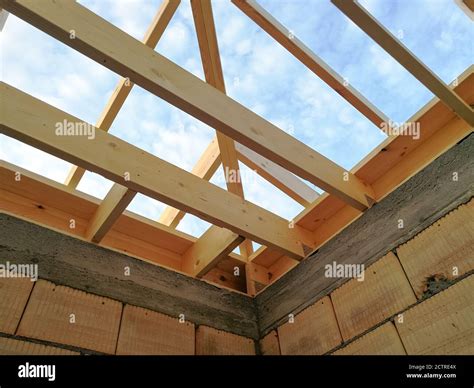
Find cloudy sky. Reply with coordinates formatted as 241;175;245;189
1;0;472;239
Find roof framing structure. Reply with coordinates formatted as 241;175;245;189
0;0;472;295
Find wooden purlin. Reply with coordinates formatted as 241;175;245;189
0;160;248;292
0;0;472;296
0;0;375;212
0;82;314;259
65;0;181;188
232;0;389;129
65;0;181;245
250;67;474;275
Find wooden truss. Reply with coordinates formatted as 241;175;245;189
1;0;472;294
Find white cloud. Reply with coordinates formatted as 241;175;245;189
1;0;470;239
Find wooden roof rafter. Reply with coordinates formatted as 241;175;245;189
331;0;474;127
0;81;317;259
233;0;474;272
232;0;390;130
189;0;253;262
0;0;471;297
0;0;375;211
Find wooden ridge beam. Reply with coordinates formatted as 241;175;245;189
0;0;375;211
65;0;181;188
190;0;253;258
85;184;137;242
0;82;314;259
182;226;244;277
232;0;389;129
331;0;474;127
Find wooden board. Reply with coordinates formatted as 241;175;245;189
0;278;33;334
195;326;255;355
0;336;79;355
397;199;474;298
182;226;244;277
331;252;416;341
333;322;406;355
0;0;376;212
259;330;280;355
332;0;474;126
0;161;245;291
396;275;474;355
253;70;473;271
17;280;122;354
1;82;313;259
232;0;388;128
255;133;474;335
116;305;194;355
277;296;342;355
66;0;181;187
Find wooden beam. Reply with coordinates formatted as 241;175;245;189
232;0;389;129
455;0;474;19
190;0;253;258
158;138;220;227
251;67;474;272
236;143;319;206
0;160;250;291
256;133;474;334
1;0;375;211
464;0;474;12
86;184;137;242
0;82;314;259
65;0;181;188
0;7;8;30
331;0;474;127
182;226;244;277
160;136;319;225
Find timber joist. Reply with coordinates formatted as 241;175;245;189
0;0;472;295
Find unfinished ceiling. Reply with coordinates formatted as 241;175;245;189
0;0;473;295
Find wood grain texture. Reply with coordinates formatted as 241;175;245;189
0;82;310;259
0;0;375;211
396;275;474;355
255;70;473;274
0;336;79;355
196;326;255;355
116;305;195;355
256;134;474;336
232;0;388;128
277;296;342;355
332;0;474;126
333;322;406;355
66;0;181;188
17;280;122;354
331;252;416;341
0;214;259;339
0;278;34;334
397;199;474;298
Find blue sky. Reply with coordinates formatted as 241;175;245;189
1;0;472;238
